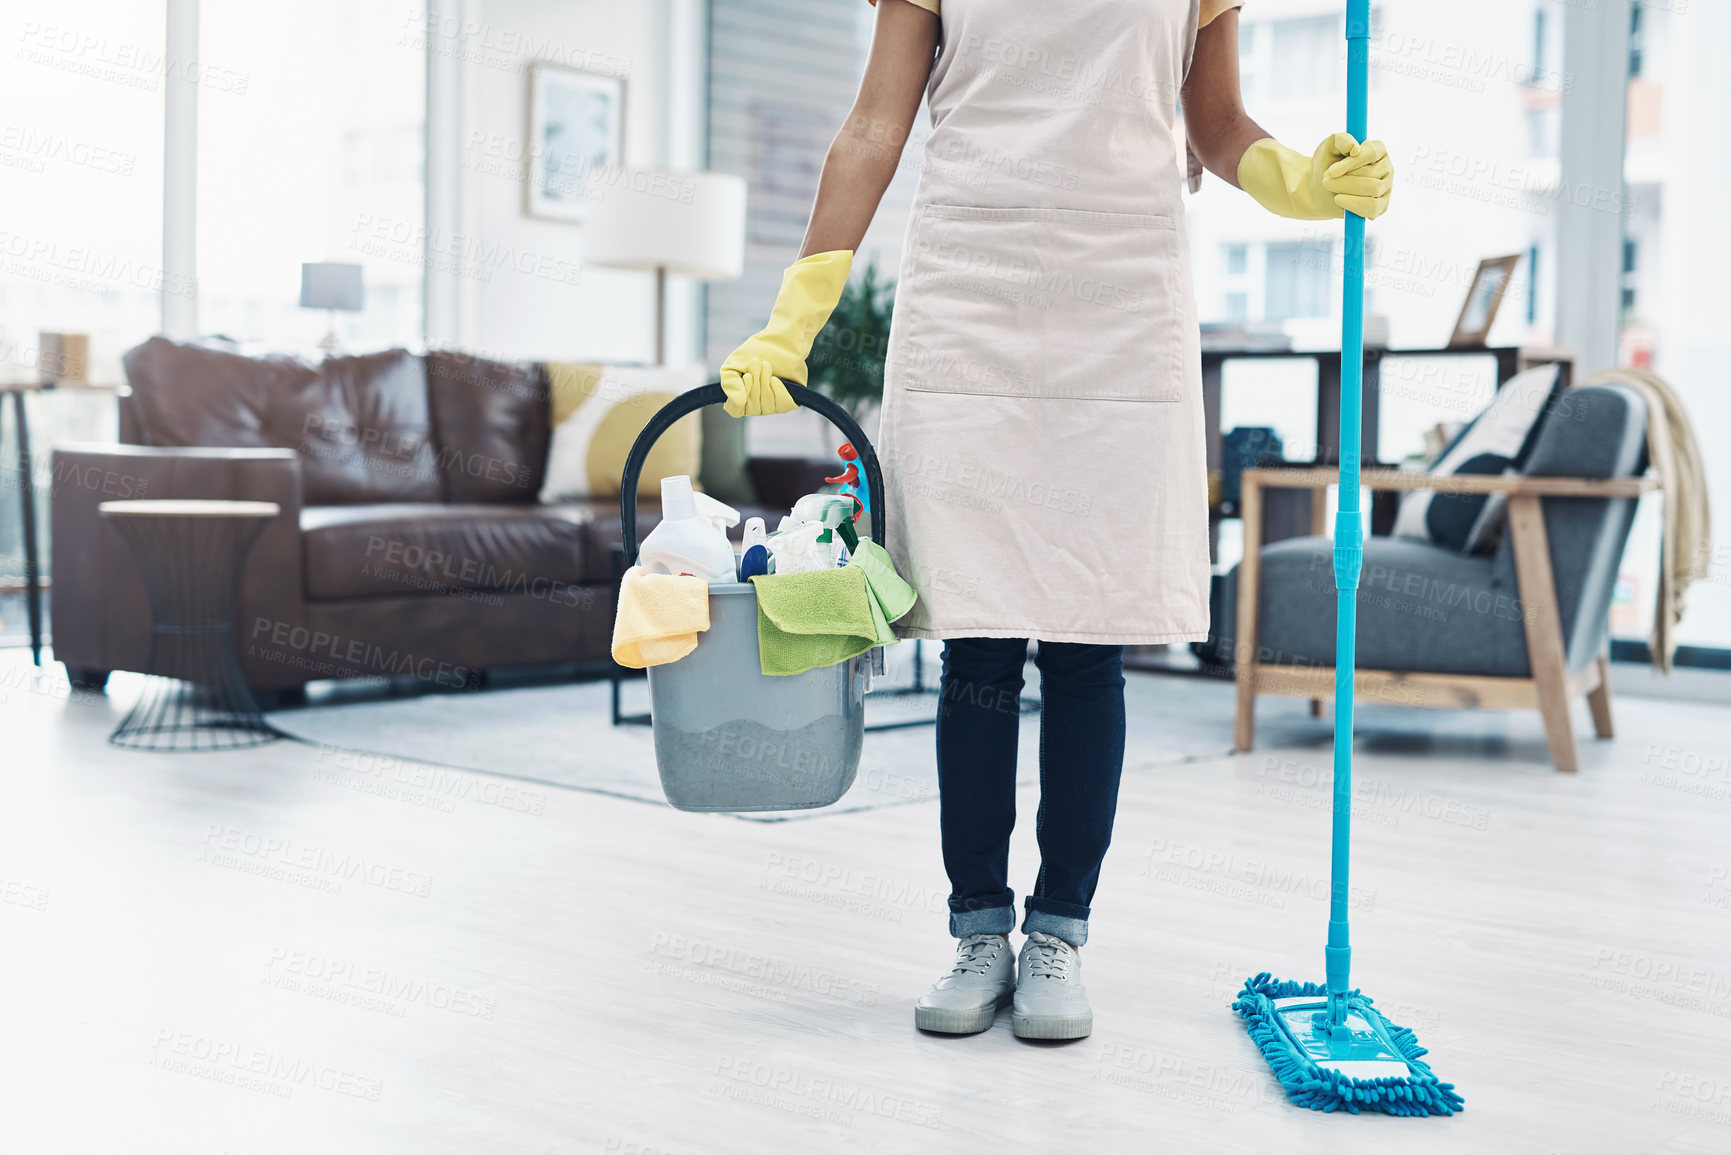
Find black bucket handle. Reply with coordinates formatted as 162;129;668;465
619;383;886;563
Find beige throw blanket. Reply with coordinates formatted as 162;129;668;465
1580;368;1711;672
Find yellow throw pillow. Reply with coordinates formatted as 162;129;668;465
539;363;705;502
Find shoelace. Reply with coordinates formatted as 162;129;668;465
1023;935;1073;981
950;934;1003;976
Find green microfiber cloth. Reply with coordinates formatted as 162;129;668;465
849;539;917;644
749;566;879;676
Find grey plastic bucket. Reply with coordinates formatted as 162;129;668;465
647;583;866;811
619;383;887;813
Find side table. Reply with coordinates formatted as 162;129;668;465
2;378;125;665
98;499;282;750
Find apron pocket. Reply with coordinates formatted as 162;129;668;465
899;204;1183;402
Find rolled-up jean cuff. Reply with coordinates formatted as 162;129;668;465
948;895;1016;939
1022;897;1090;947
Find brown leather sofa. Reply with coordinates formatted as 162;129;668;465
52;337;822;694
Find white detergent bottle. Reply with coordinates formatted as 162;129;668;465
637;475;737;582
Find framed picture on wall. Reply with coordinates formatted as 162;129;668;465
1448;254;1522;347
526;62;625;223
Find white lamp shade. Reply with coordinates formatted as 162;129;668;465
583;169;746;280
299;262;365;311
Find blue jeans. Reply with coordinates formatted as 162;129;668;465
936;638;1126;948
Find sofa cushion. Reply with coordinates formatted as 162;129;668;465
123;337;441;505
122;336;286;449
1490;382;1649;672
303;492;798;599
1391;362;1560;554
425;351;550;504
280;350;442;504
301;503;595;601
539;363;704;503
1217;534;1535;677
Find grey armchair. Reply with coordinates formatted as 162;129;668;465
1219;382;1656;772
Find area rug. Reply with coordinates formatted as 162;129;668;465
265;651;1303;822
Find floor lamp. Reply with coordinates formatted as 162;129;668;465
582;170;746;365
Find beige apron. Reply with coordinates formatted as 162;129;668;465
879;0;1210;644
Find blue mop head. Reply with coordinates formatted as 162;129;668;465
1232;973;1464;1116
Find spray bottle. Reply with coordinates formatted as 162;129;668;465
791;493;857;566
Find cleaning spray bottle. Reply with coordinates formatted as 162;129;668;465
824;442;870;517
636;475;737;582
738;517;770;580
765;519;827;573
791;493;857;566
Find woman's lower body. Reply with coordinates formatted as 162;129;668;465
914;636;1126;1038
938;636;1127;945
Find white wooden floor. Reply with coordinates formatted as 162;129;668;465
3;652;1730;1154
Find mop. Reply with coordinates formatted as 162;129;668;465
1230;0;1463;1117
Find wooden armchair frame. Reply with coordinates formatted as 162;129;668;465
1233;467;1660;771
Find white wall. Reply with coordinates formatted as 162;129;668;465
431;0;688;364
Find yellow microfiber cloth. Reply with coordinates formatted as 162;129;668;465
749;566;879;676
611;565;710;668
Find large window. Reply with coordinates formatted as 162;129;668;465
1264;241;1335;323
1270;17;1341;101
197;1;424;355
0;0;167;383
1187;1;1568;472
1188;2;1728;655
0;0;166;629
1611;1;1731;650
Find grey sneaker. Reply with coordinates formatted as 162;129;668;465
1012;931;1092;1039
914;934;1015;1034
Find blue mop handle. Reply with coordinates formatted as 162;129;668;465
1326;0;1371;1030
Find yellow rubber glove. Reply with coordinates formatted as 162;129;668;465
720;250;854;418
1237;134;1393;221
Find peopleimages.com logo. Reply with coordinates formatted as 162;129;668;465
247;618;472;687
